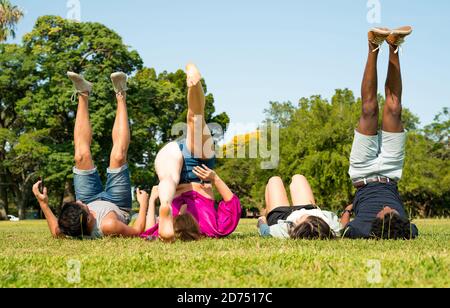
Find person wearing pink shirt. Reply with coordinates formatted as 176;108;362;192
141;166;241;241
142;64;242;242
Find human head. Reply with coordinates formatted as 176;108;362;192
58;201;94;238
289;216;336;240
173;212;201;242
370;207;415;240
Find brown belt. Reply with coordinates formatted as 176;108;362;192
353;176;396;189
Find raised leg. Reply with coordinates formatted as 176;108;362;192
109;93;130;169
265;177;291;214
74;93;95;170
289;175;316;206
382;45;404;133
185;64;214;159
155;142;184;242
358;41;380;136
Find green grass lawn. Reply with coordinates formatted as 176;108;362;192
0;219;449;288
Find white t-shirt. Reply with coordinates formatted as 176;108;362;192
268;209;341;239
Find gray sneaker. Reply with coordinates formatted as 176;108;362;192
111;72;128;94
67;72;93;94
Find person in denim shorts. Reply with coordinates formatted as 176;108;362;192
340;27;419;240
32;72;149;239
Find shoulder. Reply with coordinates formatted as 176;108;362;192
269;222;290;239
100;213;122;235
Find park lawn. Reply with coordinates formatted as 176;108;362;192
0;219;449;288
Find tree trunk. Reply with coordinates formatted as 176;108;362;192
16;182;27;220
0;165;9;220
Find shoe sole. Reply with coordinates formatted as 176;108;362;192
370;27;391;36
111;72;127;80
392;26;413;36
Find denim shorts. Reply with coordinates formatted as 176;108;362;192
349;130;407;182
73;164;132;211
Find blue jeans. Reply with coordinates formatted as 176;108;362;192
73;164;132;210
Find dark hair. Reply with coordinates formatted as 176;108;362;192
173;213;202;242
58;202;90;238
289;216;336;240
370;213;416;240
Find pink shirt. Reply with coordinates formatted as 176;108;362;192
141;191;242;240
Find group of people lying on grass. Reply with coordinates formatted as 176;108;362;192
33;26;419;242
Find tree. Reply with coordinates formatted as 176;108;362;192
0;43;36;219
0;15;229;218
218;88;448;218
0;0;23;42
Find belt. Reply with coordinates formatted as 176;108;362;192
353;176;396;189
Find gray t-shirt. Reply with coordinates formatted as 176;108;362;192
88;201;130;239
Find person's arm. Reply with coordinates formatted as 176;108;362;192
32;181;61;238
340;204;354;228
145;186;158;230
102;188;149;237
193;164;234;202
257;216;272;238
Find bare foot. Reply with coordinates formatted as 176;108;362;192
185;63;202;88
158;203;175;243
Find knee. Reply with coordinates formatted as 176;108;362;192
187;111;203;123
111;151;127;167
291;174;307;185
268;176;283;187
159;174;180;188
74;150;91;165
385;100;402;117
361;100;379;118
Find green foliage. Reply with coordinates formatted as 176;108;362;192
0;0;23;41
219;89;449;217
0;15;229;217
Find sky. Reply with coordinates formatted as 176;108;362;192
7;0;450;141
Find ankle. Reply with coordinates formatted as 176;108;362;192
116;92;127;99
369;42;380;53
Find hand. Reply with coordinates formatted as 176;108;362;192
32;181;48;204
257;216;268;228
150;186;159;201
136;188;149;207
345;204;354;212
192;164;217;182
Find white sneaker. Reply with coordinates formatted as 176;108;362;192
111;72;128;94
67;72;93;94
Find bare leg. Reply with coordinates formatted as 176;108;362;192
185;64;214;159
358;42;380;136
265;177;291;214
145;200;156;230
289;175;316;206
74;93;95;170
382;45;404;133
155;142;183;242
110;93;130;169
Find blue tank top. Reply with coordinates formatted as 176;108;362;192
178;139;216;184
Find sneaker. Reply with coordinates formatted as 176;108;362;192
387;26;413;53
67;72;93;94
110;72;128;94
368;27;391;52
